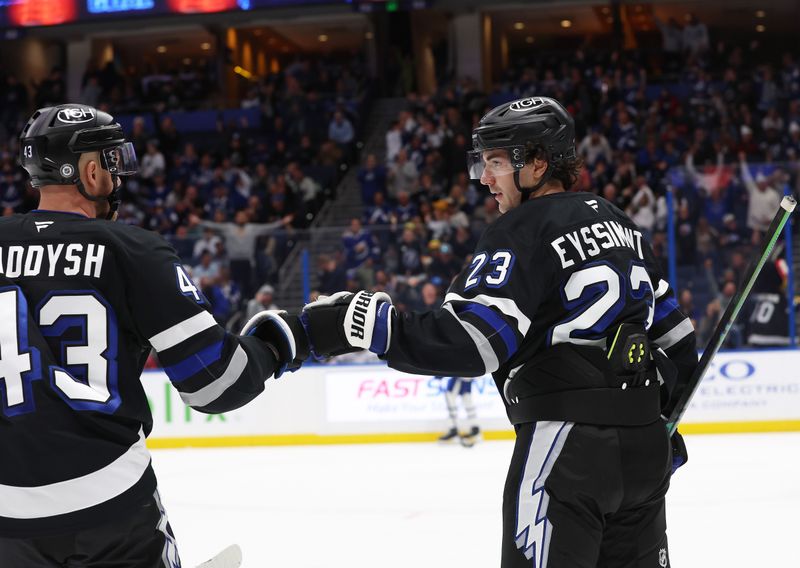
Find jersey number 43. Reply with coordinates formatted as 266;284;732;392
0;286;120;418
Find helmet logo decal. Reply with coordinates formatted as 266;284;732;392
56;107;95;124
60;164;75;178
512;147;522;160
509;98;541;112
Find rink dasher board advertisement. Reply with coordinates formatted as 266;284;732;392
141;349;800;446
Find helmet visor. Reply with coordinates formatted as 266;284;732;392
101;142;138;176
466;146;525;180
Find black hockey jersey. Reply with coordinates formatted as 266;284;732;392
745;258;790;346
385;192;697;416
0;210;279;537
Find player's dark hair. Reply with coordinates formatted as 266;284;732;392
525;142;584;190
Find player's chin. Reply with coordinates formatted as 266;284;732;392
495;195;509;213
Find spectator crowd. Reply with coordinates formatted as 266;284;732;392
3;16;800;348
343;18;800;347
1;52;369;330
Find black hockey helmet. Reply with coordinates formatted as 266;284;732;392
467;96;576;197
19;104;138;218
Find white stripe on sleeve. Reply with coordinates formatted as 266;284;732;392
149;311;217;352
442;303;499;374
444;292;531;336
654;279;670;299
179;344;249;408
652;318;694;350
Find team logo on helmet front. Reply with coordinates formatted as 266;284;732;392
56;107;95;124
509;98;543;112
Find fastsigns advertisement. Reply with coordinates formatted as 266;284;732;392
142;349;800;445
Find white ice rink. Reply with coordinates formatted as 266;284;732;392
152;432;800;568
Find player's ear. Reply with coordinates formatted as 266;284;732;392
528;157;549;180
78;153;95;189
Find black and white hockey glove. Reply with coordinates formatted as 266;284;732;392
241;310;310;378
300;290;394;359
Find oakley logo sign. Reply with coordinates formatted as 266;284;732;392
56;108;95;124
509;98;542;112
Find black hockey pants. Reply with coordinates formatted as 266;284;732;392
0;490;181;568
502;420;672;568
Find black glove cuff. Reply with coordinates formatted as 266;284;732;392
300;305;361;358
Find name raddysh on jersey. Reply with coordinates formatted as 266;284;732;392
550;219;645;269
0;243;106;279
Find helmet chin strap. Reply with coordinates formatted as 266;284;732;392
514;164;553;201
76;178;121;220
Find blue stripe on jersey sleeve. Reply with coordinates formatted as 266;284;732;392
654;297;679;324
163;340;224;384
454;302;518;358
368;302;391;355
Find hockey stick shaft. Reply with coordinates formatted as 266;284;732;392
666;196;797;436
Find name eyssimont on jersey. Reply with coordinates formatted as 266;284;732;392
0;243;105;279
550;219;645;270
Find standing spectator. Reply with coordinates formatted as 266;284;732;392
627;176;656;239
358;153;388;205
655;17;683;72
739;153;782;236
191;210;292;298
683;13;709;61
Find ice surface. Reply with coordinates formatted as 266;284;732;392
151;432;800;567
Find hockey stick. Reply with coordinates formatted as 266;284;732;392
196;544;242;568
666;195;797;436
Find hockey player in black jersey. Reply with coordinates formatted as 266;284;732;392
281;97;696;567
0;104;307;567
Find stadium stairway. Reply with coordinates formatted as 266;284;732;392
274;97;408;311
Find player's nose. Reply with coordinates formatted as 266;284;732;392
480;169;494;186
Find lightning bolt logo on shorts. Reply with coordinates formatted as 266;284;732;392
515;421;574;567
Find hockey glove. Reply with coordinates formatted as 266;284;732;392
300;290;394;359
241;310;310;378
670;430;688;474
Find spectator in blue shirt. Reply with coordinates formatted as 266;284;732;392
357;153;387;206
342;218;377;269
329;111;354;146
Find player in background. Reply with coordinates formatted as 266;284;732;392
437;376;480;447
279;97;696;567
0;104;306;567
